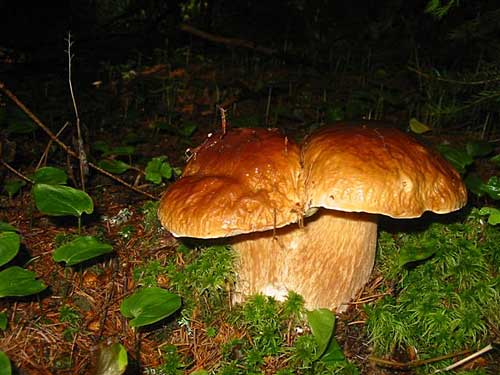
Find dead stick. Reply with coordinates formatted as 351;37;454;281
0;159;34;184
0;81;158;200
369;349;471;370
180;23;276;55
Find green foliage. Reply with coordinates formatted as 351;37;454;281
59;305;81;341
53;235;113;266
425;0;459;19
0;266;47;298
0;351;11;375
32;183;94;217
140;200;161;232
478;206;500;225
133;260;169;288
120;287;181;328
166;245;236;318
4;107;37;135
98;159;131;174
0;231;20;267
2;179;26;198
153;345;186;375
32;167;68;185
145;156;174;184
0;312;7;330
367;210;500;369
94;343;128;375
0;224;46;298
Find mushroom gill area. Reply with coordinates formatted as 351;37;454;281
231;209;378;311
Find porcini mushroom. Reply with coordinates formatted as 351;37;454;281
158;122;467;311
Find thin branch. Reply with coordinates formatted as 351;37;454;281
180;23;276;55
0;159;34;184
434;344;494;373
36;121;70;169
408;66;500;86
369;348;470;370
66;32;87;191
0;80;158;200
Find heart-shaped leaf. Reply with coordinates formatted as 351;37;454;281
53;236;113;266
98;159;131;174
32;167;68;185
0;351;11;375
32;183;93;217
0;231;20;267
94;343;128;375
306;308;335;359
0;266;46;298
120;287;181;328
0;222;17;232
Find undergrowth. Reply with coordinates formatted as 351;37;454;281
367;208;499;373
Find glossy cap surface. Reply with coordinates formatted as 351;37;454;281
303;123;467;218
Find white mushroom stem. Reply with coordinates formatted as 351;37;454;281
231;209;378;311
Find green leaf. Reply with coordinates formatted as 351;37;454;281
32;183;94;217
179;122;198;137
465;173;485;197
94;343;128;375
320;336;345;363
160;162;172;180
409;118;432;134
466;140;493;158
482;176;500;200
103;146;135;157
3;179;26;198
0;351;11;375
98;159;131;174
436;144;473;174
490;154;500;166
93;141;110;153
53;236;113;266
32;167;68;185
0;232;20;267
0;312;7;330
145;156;173;184
398;244;437;267
478;207;500;225
306;308;335;359
0;222;17;232
7;119;36;134
120;287;181;328
0;266;46;298
190;370;208;375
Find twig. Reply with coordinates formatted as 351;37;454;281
0;80;158;200
408;66;500;86
66;33;88;191
0;159;34;184
369;349;470;370
180;23;276;55
36;121;70;169
434;344;494;373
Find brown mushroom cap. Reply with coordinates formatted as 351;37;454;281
303;123;467;218
158;128;303;238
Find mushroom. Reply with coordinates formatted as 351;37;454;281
158;122;467;310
